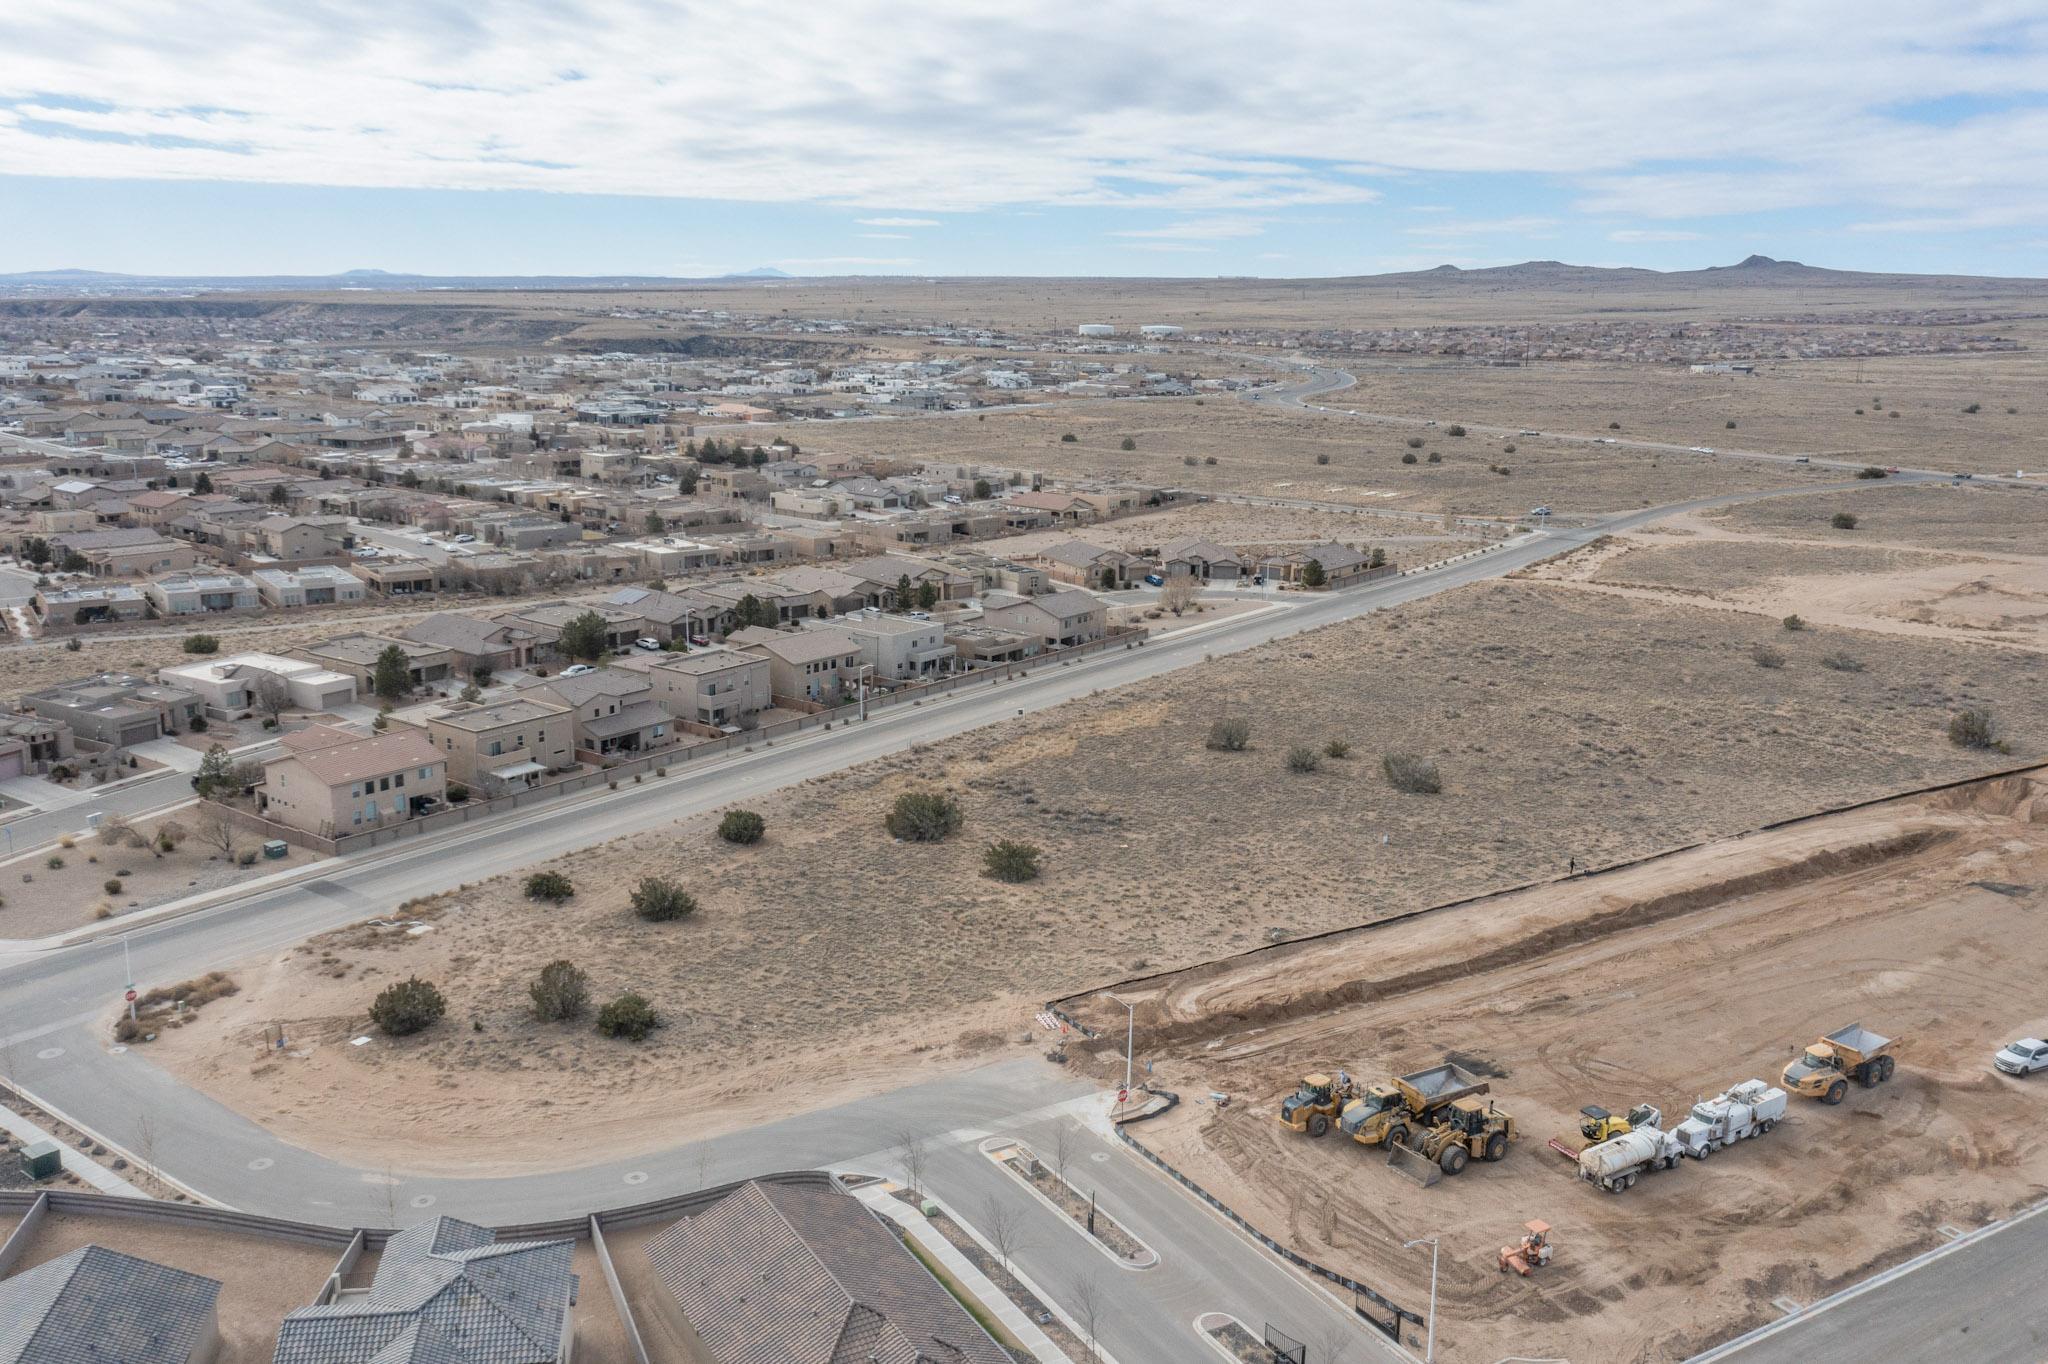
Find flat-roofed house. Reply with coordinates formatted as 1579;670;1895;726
143;570;261;616
24;672;203;746
251;563;368;608
159;652;357;716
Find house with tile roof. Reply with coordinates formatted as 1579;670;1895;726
0;1244;222;1364
257;725;446;838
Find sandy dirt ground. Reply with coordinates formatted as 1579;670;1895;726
1062;770;2048;1364
147;570;2048;1173
3;1207;339;1362
997;501;1486;562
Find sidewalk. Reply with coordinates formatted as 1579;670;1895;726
857;1183;1083;1364
0;1100;148;1199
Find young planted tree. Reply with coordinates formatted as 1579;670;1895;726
1160;577;1201;615
253;673;291;726
644;511;665;534
1299;558;1328;588
972;478;993;499
894;574;915;611
193;743;235;798
915;580;940;611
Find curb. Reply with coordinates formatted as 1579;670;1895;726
978;1137;1158;1271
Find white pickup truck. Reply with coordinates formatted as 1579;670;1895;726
1995;1037;2048;1076
1671;1080;1786;1159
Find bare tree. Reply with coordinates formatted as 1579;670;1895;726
194;808;237;859
382;1163;401;1230
253;673;291;726
898;1128;928;1200
1050;1123;1077;1186
1159;576;1201;616
1314;1322;1355;1364
132;1110;161;1191
1068;1273;1105;1360
96;811;139;849
980;1195;1026;1275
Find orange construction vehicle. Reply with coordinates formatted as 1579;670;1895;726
1499;1221;1553;1276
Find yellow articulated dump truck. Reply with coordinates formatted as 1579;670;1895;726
1338;1063;1490;1151
1783;1024;1899;1104
1278;1070;1357;1137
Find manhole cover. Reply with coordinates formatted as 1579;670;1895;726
247;1157;274;1172
623;1171;649;1185
35;1047;62;1060
410;1194;437;1209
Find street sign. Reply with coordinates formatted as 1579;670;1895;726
124;989;137;1002
1116;1087;1129;1104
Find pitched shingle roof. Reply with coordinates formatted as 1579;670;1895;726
272;1217;575;1364
0;1244;221;1364
648;1180;1008;1364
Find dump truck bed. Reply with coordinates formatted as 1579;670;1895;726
1824;1024;1893;1059
1394;1063;1490;1111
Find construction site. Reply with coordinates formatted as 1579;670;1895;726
1061;765;2048;1363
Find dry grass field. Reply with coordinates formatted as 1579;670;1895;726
156;569;2048;1171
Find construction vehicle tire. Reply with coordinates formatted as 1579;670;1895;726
1825;1081;1847;1105
1860;1065;1881;1089
1605;1179;1623;1195
1694;1143;1710;1160
1485;1132;1508;1162
1439;1144;1469;1176
1879;1055;1895;1081
1760;1118;1776;1134
1621;1173;1636;1191
1308;1113;1330;1137
1385;1124;1409;1150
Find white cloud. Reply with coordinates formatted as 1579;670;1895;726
1610;228;1706;242
1111;217;1265;240
0;2;2046;232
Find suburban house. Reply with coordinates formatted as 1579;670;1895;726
143;570;262;617
502;602;643;658
402;613;536;676
0;1244;223;1364
731;626;864;703
158;653;357;717
692;578;818;626
944;622;1043;668
768;565;872;616
980;588;1108;647
348;555;441;596
24;672;203;747
272;1216;577;1364
0;713;72;776
621;647;770;728
809;610;955;680
522;669;675;759
251;563;367;608
415;697;575;793
603;585;724;642
298;632;455;692
32;581;150;626
1003;488;1096;524
1158;537;1243;580
838;554;975;605
252;514;351;561
1036;538;1141;588
646;1178;1010;1364
49;527;196;577
258;726;447;837
1257;540;1376;583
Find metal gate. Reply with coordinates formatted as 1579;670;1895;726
1264;1324;1307;1364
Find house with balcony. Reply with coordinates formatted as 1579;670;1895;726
142;570;261;617
258;725;447;838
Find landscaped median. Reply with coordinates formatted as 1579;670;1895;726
979;1136;1158;1269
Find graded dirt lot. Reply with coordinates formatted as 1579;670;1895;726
150;572;2048;1173
1062;769;2048;1364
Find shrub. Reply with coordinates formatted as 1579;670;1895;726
1284;745;1321;774
982;839;1043;883
1725;419;1737;429
631;877;698;921
1782;614;1806;632
1314;453;1330;465
1608;421;1621;430
529;960;590;1021
718;809;766;845
596;992;660;1040
1949;708;2005;751
188;715;208;733
1324;738;1351;759
1820;652;1865;673
1426;451;1441;463
1832;512;1858;530
1495;466;1511;476
1060;433;1077;443
1502;443;1516;454
1119;437;1136;451
1447;424;1466;437
103;878;123;895
886;791;964;843
1964;402;1981;414
1401;452;1418;464
369;976;446;1036
1889;410;1899;418
1857;466;1888;479
1405;436;1424;449
238;848;258;866
447;783;470;803
45;855;63;870
1206;717;1250;752
1751;643;1786;669
1182;455;1198;466
524;871;574;904
1203;455;1218;465
1382;753;1442;794
182;634;220;655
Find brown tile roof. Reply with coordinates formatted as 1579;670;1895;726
276;729;441;787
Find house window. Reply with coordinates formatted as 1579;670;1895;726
350;783;361;798
378;776;391;791
394;772;404;788
419;766;431;780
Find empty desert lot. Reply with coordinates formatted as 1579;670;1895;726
155;568;2048;1171
1066;769;2048;1364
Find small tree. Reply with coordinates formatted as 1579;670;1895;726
155;819;186;853
1369;546;1387;568
1206;717;1250;752
97;811;140;849
596;992;659;1040
193;744;235;798
253;673;291;726
372;645;412;701
525;870;575;904
557;610;611;662
1751;642;1786;669
1949;708;2003;750
983;839;1043;883
915;580;940;611
1160;577;1201;615
718;809;766;845
1300;558;1327;588
195;807;238;857
1285;744;1321;774
529;960;589;1021
631;877;697;921
894;574;915;612
19;535;49;567
182;633;220;655
732;594;771;630
1119;436;1136;451
459;683;482;703
644;511;665;535
1832;512;1858;530
471;664;494;688
191;470;214;495
369;976;445;1036
887;791;963;842
1382;753;1442;794
972;478;993;499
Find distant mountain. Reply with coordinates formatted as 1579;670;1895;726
728;267;792;279
1359;254;2034;288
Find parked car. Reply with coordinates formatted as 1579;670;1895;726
1143;573;1165;587
561;664;596;677
453;533;477;543
688;634;711;647
634;637;663;651
1794;456;1811;463
1530;506;1552;518
1995;1038;2048;1076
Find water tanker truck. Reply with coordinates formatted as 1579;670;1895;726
1577;1105;1684;1193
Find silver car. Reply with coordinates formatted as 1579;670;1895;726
1995;1038;2048;1076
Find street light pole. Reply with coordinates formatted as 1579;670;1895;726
1104;992;1135;1119
1403;1236;1439;1364
122;935;136;1023
856;664;874;721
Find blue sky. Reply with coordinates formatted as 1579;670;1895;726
5;3;2048;279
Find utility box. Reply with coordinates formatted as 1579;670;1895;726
22;1138;61;1181
263;839;289;860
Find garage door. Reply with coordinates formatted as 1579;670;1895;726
0;748;22;780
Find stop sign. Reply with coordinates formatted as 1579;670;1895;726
124;989;137;1002
1117;1087;1129;1104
